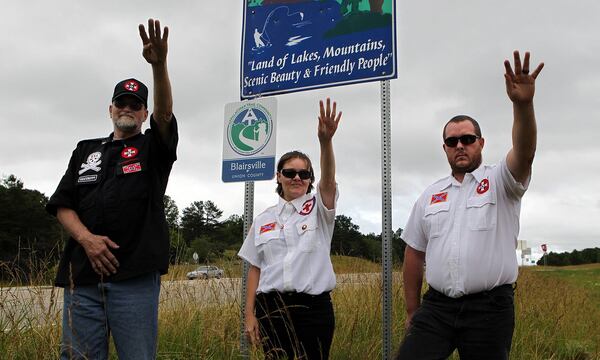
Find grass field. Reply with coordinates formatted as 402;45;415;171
1;258;599;359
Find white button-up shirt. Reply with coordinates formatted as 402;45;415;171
402;159;528;298
238;184;338;295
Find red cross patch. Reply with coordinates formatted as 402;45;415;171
299;196;316;216
124;80;139;92
121;147;139;159
476;178;490;194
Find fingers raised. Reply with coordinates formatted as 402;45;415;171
148;18;156;41
531;62;544;79
513;50;522;74
522;51;530;74
138;24;149;44
319;99;325;120
154;19;161;39
504;59;515;80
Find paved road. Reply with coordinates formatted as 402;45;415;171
1;273;385;331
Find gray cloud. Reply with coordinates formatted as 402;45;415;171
1;0;598;254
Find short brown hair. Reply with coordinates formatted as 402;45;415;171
443;115;482;139
275;151;315;197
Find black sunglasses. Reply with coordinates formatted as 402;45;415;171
444;134;479;147
114;98;144;111
280;168;312;180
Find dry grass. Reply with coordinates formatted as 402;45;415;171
1;261;599;359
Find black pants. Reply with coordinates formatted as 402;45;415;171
256;291;335;360
396;284;515;360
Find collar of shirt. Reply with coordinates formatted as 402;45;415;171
276;192;313;215
106;131;143;144
436;165;487;192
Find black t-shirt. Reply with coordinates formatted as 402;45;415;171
46;115;178;286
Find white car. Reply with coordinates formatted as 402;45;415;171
186;265;224;280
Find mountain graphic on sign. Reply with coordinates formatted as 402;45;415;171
241;108;259;126
230;108;271;153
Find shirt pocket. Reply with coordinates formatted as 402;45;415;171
116;158;148;191
466;195;497;231
424;202;450;239
255;230;283;265
296;218;319;252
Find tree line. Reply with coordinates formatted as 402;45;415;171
0;174;406;281
537;248;600;266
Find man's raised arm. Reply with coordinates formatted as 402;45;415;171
504;50;544;184
139;18;173;142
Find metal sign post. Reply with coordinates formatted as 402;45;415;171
239;181;255;358
222;98;277;358
238;2;397;357
381;80;392;359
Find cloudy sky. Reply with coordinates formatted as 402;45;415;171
1;1;598;260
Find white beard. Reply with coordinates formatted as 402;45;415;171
113;115;138;132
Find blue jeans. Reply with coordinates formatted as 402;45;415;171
396;284;515;360
61;271;161;360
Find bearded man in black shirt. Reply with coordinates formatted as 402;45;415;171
46;19;177;360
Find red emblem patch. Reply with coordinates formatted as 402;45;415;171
476;178;490;194
124;80;139;92
122;162;142;174
299;197;316;216
121;147;138;159
430;192;448;204
260;222;277;234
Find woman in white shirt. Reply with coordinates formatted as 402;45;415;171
238;98;342;360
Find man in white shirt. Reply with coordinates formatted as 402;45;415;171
396;51;544;359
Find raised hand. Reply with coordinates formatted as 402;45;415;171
318;97;342;143
504;50;544;104
139;18;169;65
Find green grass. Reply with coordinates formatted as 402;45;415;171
530;264;600;307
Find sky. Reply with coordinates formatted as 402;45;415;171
1;0;598;261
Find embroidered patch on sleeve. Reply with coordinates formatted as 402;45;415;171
260;222;277;234
430;192;448;204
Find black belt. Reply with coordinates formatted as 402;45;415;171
429;283;515;299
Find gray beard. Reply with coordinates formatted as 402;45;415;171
114;117;137;132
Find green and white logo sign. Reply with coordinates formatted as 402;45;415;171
223;97;277;183
227;103;273;156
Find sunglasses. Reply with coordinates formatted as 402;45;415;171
444;134;479;147
114;98;144;111
280;168;312;180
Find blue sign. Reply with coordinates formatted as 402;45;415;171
241;0;397;99
222;157;276;182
